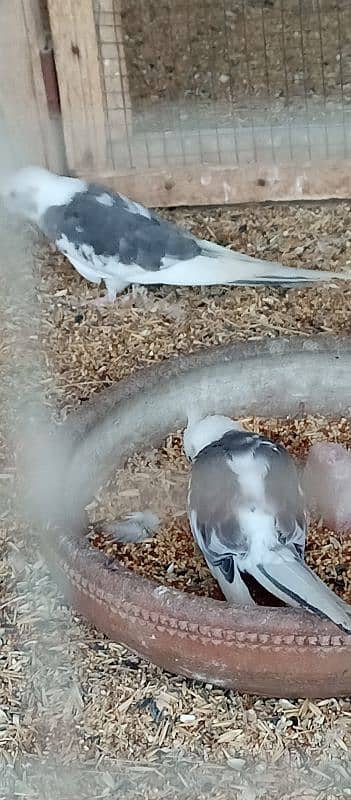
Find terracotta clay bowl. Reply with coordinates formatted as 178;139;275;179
36;336;351;698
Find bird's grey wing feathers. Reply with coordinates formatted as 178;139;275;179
41;183;200;273
188;440;249;585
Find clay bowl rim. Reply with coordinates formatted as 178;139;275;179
43;335;351;697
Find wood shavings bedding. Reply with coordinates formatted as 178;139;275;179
2;202;351;781
32;203;351;414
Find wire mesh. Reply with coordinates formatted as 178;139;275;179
94;0;351;174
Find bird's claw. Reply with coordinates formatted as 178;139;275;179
87;294;116;308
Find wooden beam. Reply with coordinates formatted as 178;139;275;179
79;159;351;208
0;0;64;171
47;0;108;173
22;0;65;173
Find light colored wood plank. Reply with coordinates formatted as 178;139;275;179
47;0;108;172
22;0;65;173
79;159;351;208
0;0;62;171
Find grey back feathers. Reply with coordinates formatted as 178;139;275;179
41;182;200;271
188;429;306;563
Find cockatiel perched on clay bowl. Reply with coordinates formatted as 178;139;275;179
183;414;351;634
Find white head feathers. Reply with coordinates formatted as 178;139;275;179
0;166;87;224
183;413;243;461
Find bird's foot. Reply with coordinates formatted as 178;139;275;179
118;285;149;308
87;293;117;308
88;285;148;309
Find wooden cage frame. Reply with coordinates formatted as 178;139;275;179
0;1;65;173
1;0;351;207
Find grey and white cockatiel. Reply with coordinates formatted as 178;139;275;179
184;414;351;634
2;166;351;304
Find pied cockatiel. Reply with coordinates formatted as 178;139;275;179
184;414;351;633
2;166;351;304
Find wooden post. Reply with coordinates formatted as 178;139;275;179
47;0;108;173
0;0;65;172
23;0;65;173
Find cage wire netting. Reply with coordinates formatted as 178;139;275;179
94;0;351;175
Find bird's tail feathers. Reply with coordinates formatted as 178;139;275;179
249;548;351;634
197;238;351;286
138;242;351;288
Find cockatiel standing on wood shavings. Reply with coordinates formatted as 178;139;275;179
184;414;351;634
2;166;351;305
